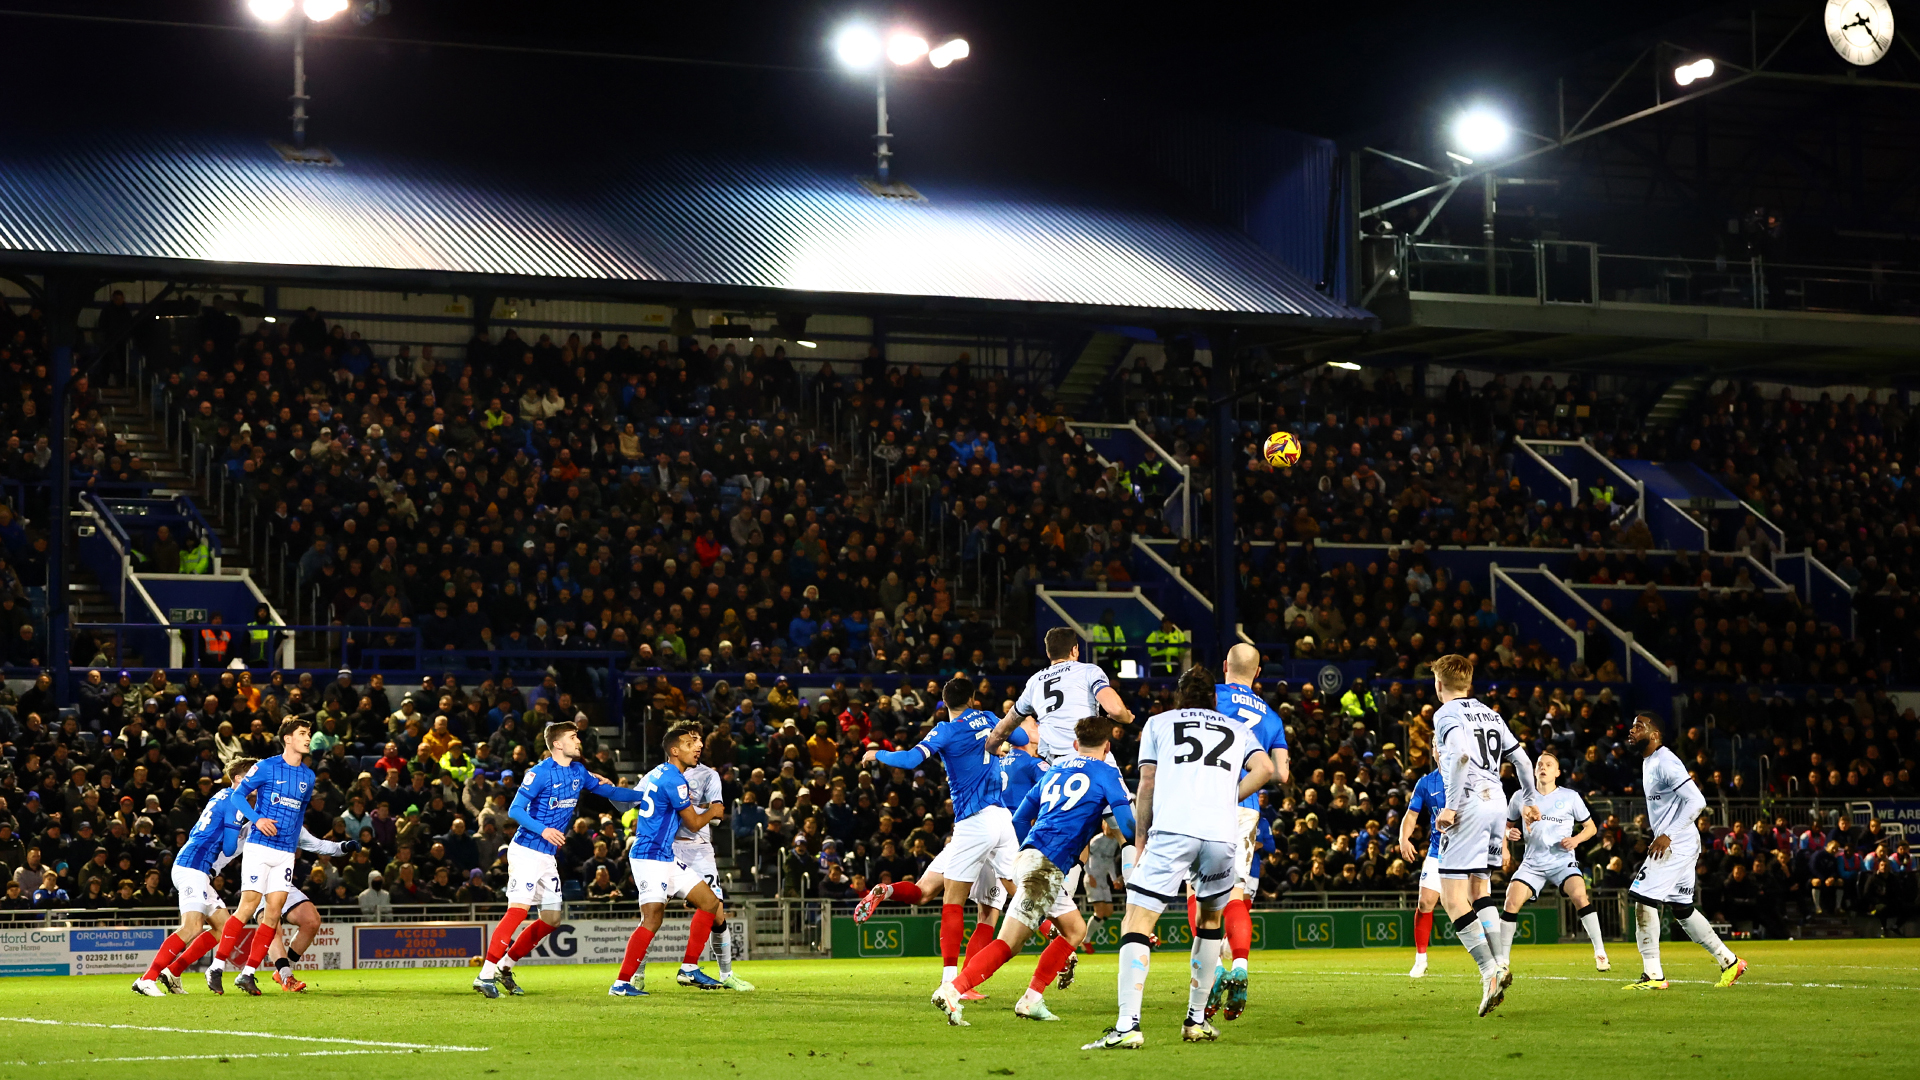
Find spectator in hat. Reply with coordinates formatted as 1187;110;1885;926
358;871;393;918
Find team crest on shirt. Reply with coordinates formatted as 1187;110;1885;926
677;785;688;798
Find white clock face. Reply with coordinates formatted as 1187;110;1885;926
1826;0;1894;66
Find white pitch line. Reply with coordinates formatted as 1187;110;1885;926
3;1050;479;1067
0;1016;488;1052
1247;969;1920;992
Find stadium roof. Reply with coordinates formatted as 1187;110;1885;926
0;130;1373;331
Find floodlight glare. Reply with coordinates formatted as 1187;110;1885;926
1451;108;1511;157
303;0;349;20
835;26;883;69
1674;57;1716;86
887;33;929;66
796;340;819;349
928;37;970;68
1327;361;1363;371
247;0;295;21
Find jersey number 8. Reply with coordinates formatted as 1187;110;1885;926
1040;771;1091;812
1172;721;1235;770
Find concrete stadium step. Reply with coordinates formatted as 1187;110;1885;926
1645;375;1708;427
1055;331;1133;415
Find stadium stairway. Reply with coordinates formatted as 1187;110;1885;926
95;384;259;585
1644;375;1708;427
1054;331;1134;417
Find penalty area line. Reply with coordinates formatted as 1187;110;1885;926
1247;969;1920;991
0;1016;488;1052
2;1050;486;1067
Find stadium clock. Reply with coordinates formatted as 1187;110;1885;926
1825;0;1893;66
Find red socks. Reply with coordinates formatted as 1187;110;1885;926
170;931;217;976
144;933;185;981
618;926;654;983
939;904;964;966
1187;893;1199;934
1225;898;1253;963
509;920;554;962
889;881;925;904
244;923;276;969
1029;934;1077;992
953;938;1013;993
962;920;996;966
683;909;715;965
487;908;528;964
214;915;250;962
1414;910;1433;954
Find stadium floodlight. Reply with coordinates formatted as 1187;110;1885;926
1327;360;1363;371
1450;107;1511;158
795;340;819;348
1674;57;1716;86
247;0;295;20
837;24;971;182
251;0;387;150
928;38;969;68
303;0;349;19
835;26;883;69
887;33;929;66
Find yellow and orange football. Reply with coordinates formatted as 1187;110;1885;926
1263;430;1301;468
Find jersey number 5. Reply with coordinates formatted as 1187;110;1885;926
1042;677;1065;715
1172;721;1234;770
634;778;657;818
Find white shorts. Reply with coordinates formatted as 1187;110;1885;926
1233;806;1262;893
1128;831;1236;913
1630;842;1698;905
1008;848;1080;928
282;885;312;914
173;866;225;916
970;872;1005;910
1418;854;1442;893
1513;860;1584;898
926;805;1017;886
630;857;705;905
507;843;564;911
673;840;723;900
240;845;296;896
1437;788;1505;876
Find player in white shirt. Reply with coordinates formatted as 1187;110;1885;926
672;746;753;990
992;628;1134;765
1082;667;1273;1051
1428;654;1537;1018
1491;749;1609;975
1624;713;1748;990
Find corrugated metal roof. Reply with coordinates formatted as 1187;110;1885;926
0;131;1372;328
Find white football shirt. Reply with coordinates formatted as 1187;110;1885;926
1015;659;1113;759
674;762;724;844
1136;707;1259;843
1434;696;1516;803
1507;786;1589;865
1641;746;1703;846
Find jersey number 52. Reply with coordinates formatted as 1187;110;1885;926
1172;721;1235;770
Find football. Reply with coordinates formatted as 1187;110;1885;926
1263;430;1301;468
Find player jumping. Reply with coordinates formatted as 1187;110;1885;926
1428;654;1537;1017
610;721;732;996
1623;713;1747;990
674;725;754;991
1084;666;1272;1050
1491;748;1609;975
476;719;653;998
1201;643;1290;1021
933;714;1136;1025
853;677;1019;990
211;719;316;997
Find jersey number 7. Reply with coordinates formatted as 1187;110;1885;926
1172;721;1234;770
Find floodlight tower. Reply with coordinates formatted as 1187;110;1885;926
247;0;390;149
834;25;969;182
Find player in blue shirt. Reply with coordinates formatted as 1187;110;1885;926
854;677;1021;989
475;719;652;998
1201;644;1291;1021
610;721;729;996
217;718;316;996
932;714;1136;1025
1399;766;1458;978
133;758;254;996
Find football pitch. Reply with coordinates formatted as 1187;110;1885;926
3;940;1914;1079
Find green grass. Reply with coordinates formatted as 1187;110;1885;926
3;941;1916;1078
